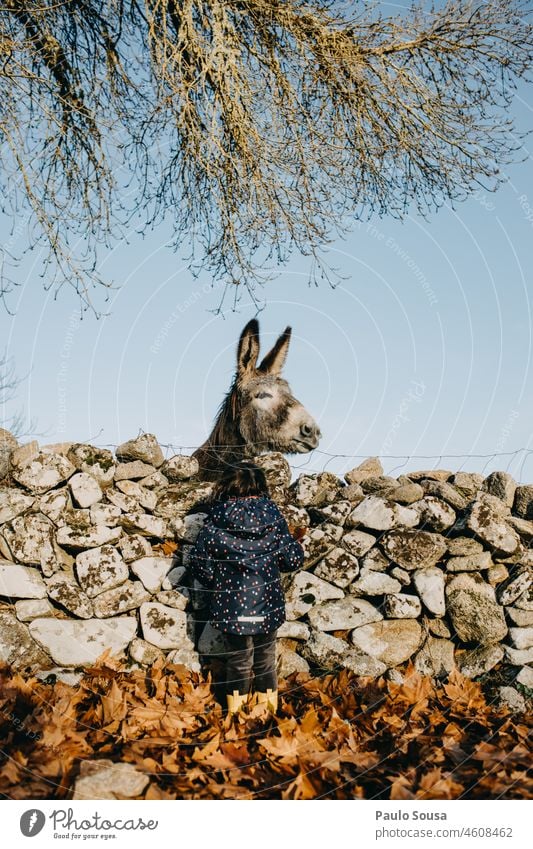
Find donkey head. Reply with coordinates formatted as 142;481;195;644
232;319;321;456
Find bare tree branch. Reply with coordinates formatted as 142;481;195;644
0;0;531;312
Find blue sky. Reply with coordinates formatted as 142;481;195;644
1;2;532;483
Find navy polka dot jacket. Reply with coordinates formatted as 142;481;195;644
188;496;304;635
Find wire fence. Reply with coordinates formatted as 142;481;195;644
70;428;533;483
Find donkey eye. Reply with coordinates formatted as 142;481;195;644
255;392;272;399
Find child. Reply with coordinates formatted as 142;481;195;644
188;461;304;715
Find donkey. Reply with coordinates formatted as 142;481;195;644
193;319;321;480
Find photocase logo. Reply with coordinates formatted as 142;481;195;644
20;809;46;837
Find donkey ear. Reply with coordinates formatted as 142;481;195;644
237;319;260;376
258;326;292;375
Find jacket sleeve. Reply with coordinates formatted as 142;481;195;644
187;524;216;588
275;513;305;573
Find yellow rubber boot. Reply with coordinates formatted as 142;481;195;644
255;688;278;714
226;690;249;715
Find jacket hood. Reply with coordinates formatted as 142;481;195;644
209;496;283;539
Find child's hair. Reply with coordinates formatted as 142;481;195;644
214;461;270;500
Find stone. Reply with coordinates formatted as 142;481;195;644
482;471;517;508
15;598;55;621
446;551;493;572
301;629;387;677
105;489;138;513
466;495;519;555
165;646;201;672
10;440;39;469
68;472;103;508
0;428;18;479
89;503;122;526
115;480;157;511
67;444;116;488
341;529;377;557
12;451;75;494
308;597;383;631
495;686;526;713
116;433;164;468
497;568;532;606
72;759;150;801
427;618;451;638
279;504;310;530
93;580;150;617
129;638;164;665
360;547;390;572
46;573;94;618
514;586;533;610
114;460;157;481
487;564;509;586
350;619;423;667
118;534;153;563
0;488;34;524
314;547;359;588
2;512;61;576
446;537;484;556
408;470;452;482
131;556;174;592
413;567;446;616
253;452;291;491
301;526;340;565
176;513;207;544
29;616;137;666
312;500;352;525
161;565;187;590
390;566;411;586
119;511;167;538
456;644;504;678
513;484;533;519
508;626;533;649
37;488;71;525
160;453;200;482
381;529;447;570
140;602;190;649
346;496;418;532
506;607;533;627
139;470;169;489
154;481;214;518
506;515;533;540
516;666;533;688
57;523;122;550
278;648;310;677
386;482;424;504
75;545;129;597
413;496;456;532
383;593;422;619
414;637;455;677
36;667;83;686
0;561;47;598
349;570;402;596
0;610;53;670
155;588;189;611
446;573;507;644
504;645;533;665
277;621;310;640
289;472;341;508
451;471;483;495
284;571;344;620
341;483;365;501
420;480;469;511
344;457;383;485
360;475;399;495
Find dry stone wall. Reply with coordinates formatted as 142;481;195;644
0;428;532;707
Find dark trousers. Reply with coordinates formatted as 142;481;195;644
224;631;278;696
